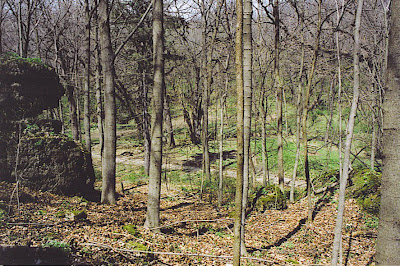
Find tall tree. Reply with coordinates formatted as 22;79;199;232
233;0;244;264
290;0;305;203
6;0;40;57
302;0;321;223
83;0;92;155
99;0;116;205
0;0;5;54
94;0;104;159
331;0;364;263
273;0;284;191
376;1;400;264
145;0;164;230
200;0;224;196
241;0;252;255
200;0;211;194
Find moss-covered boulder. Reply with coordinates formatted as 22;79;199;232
254;185;287;212
0;53;64;121
15;135;95;196
349;169;381;215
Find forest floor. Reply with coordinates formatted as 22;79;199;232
0;130;377;265
0;180;377;265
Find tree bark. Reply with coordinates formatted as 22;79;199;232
233;0;244;264
143;70;151;176
290;9;305;203
331;0;363;263
218;93;226;207
164;94;176;148
99;0;116;205
0;0;5;54
145;0;164;230
83;0;92;155
218;53;230;208
261;95;269;186
201;0;211;195
376;1;400;264
240;0;252;255
94;1;104;159
66;85;80;142
302;0;321;223
17;0;23;56
273;0;284;192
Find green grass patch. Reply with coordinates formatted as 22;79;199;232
117;164;146;182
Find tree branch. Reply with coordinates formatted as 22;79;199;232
114;0;153;59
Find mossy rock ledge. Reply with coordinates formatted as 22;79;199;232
16;135;95;197
0;53;64;121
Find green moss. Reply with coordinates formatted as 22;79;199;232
42;239;71;252
0;208;6;220
350;169;381;215
314;169;339;188
127;241;149;251
55;211;65;218
285;258;299;264
255;185;287;211
123;224;141;237
67;210;87;220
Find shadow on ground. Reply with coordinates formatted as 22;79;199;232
182;150;236;170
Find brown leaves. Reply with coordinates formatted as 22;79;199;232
0;182;376;265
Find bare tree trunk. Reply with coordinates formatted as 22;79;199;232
376;1;400;263
218;93;226;207
324;79;335;144
17;0;23;56
143;70;151;176
273;0;284;192
83;0;92;155
0;0;5;54
370;109;377;170
201;0;211;193
145;0;164;230
261;95;269;186
240;0;252;255
331;0;363;263
335;0;344;188
59;99;64;134
200;0;223;199
290;11;305;203
67;85;80;142
94;1;104;159
302;0;321;223
218;53;230;208
99;0;116;205
73;51;82;142
233;0;244;264
164;94;175;148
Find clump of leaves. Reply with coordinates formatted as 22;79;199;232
349;169;381;215
42;240;71;252
363;214;379;229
